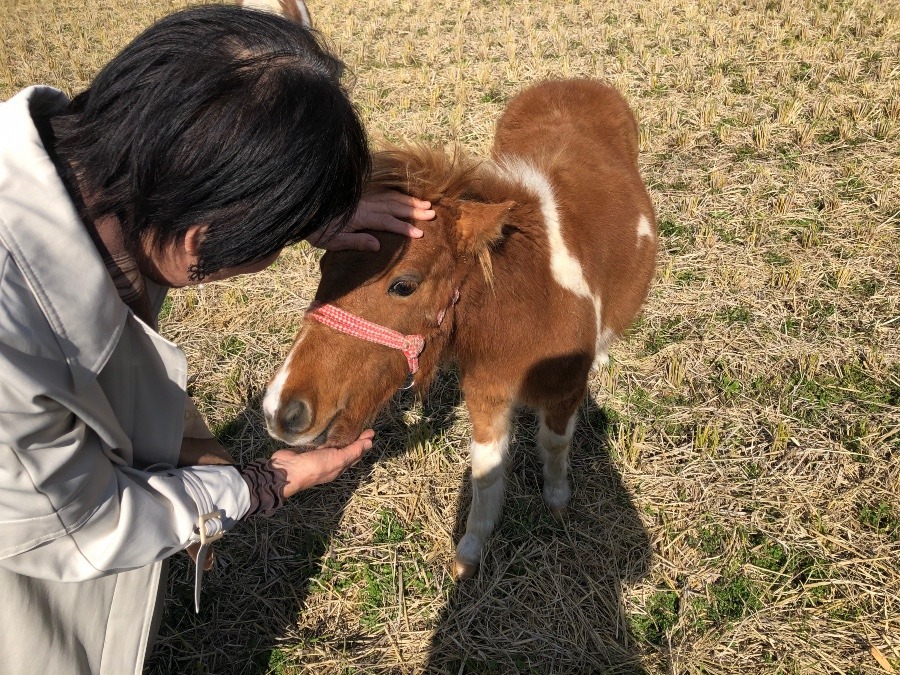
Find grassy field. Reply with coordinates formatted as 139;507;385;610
2;0;899;672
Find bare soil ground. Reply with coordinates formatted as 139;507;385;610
2;0;898;672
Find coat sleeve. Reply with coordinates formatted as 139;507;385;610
0;254;251;582
0;376;251;581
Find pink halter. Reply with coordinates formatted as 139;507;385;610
305;290;458;375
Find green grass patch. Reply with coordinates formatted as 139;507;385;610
479;87;505;104
779;316;802;337
220;335;246;357
266;648;293;675
373;509;408;545
852;277;881;299
713;362;743;400
749;534;831;605
631;590;679;645
742;462;764;479
783;360;895;425
692;522;729;557
673;269;702;286
643;316;690;354
658;217;689;238
858;501;900;541
158;295;173;322
708;573;763;622
715;304;752;324
806;298;836;331
360;562;393;629
764;250;791;266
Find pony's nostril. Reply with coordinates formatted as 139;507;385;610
278;399;311;435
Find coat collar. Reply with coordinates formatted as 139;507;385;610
0;86;129;390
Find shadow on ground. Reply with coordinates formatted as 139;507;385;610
145;371;654;674
423;389;654;674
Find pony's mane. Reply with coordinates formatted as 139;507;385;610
368;144;487;204
368;144;545;215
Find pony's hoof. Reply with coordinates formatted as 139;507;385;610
452;556;479;581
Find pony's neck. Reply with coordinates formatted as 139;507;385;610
445;160;549;362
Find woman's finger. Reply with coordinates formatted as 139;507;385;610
365;213;424;237
377;202;435;222
365;190;431;210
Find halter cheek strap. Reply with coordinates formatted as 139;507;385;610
304;290;460;376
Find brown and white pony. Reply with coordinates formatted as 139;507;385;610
237;0;312;27
263;79;657;579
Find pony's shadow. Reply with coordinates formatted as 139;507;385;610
423;380;652;674
145;367;653;674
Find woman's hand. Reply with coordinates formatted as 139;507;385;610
306;190;435;251
271;429;375;499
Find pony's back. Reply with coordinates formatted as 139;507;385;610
491;79;656;340
492;79;639;172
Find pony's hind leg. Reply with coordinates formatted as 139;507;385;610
453;403;512;580
538;398;581;517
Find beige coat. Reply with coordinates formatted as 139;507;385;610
0;87;251;674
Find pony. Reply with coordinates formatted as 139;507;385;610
237;0;312;27
263;79;658;579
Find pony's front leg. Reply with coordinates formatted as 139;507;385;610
453;402;512;580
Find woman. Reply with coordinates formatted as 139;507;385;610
0;6;432;673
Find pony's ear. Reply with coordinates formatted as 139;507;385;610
239;0;312;28
455;200;516;255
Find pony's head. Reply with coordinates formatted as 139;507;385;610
263;147;513;447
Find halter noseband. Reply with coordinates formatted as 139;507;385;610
305;290;459;375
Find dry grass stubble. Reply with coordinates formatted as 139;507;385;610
2;0;899;672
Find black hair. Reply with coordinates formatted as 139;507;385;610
51;4;369;280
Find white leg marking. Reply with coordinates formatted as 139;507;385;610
457;432;510;566
592;296;606;370
538;412;575;510
637;213;654;242
592;326;617;371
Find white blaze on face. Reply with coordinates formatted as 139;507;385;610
262;369;288;424
262;329;307;428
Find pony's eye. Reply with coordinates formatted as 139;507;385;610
388;278;419;297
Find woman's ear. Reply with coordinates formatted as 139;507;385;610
183;223;209;258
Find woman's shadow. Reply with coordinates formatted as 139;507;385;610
145;364;653;674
